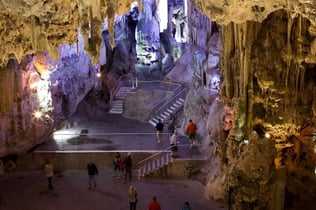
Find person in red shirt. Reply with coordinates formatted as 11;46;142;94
148;196;161;210
186;119;197;148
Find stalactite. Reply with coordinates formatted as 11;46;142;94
285;11;294;88
222;23;235;98
0;61;15;114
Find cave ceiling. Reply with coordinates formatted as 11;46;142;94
0;0;316;67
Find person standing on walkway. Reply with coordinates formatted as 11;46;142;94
185;119;197;148
148;196;161;210
170;130;178;157
128;184;138;210
87;162;98;189
155;119;164;143
124;153;133;183
113;152;122;178
44;158;54;190
167;118;175;137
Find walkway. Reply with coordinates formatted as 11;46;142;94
36;111;206;160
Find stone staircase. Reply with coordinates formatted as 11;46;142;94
109;86;133;114
138;151;172;178
149;97;185;126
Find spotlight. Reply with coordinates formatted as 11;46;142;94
30;82;38;90
33;111;43;119
96;72;101;78
265;133;271;138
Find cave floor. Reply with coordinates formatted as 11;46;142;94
35;111;207;159
0;169;228;210
0;112;228;210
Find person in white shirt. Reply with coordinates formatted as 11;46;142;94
170;130;178;157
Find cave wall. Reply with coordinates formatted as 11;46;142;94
203;8;316;209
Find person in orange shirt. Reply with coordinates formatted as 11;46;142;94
186;119;197;148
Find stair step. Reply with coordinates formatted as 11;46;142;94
110;107;123;110
111;106;122;109
109;110;123;114
169;106;177;111
166;109;174;114
112;100;123;104
175;101;184;106
178;98;185;103
110;106;123;110
149;120;157;127
162;111;171;117
160;113;169;119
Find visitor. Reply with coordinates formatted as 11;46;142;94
113;152;122;178
44;158;54;190
148;196;161;210
124;153;133;183
186;119;197;148
167;118;175;137
170;130;178;157
181;201;191;210
87;161;98;189
155;119;164;143
128;184;138;210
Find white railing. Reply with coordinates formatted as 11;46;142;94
109;74;135;106
137;145;173;178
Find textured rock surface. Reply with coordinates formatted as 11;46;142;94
193;0;316;26
0;0;142;66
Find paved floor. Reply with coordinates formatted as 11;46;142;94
0;169;228;210
36;111;206;159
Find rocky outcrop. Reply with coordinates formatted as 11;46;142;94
0;0;142;67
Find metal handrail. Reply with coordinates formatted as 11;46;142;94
151;85;181;110
109;76;123;106
153;86;188;117
109;74;134;106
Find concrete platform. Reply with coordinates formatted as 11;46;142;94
35;112;207;160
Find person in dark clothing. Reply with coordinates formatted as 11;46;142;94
44;159;54;190
87;162;98;189
124;153;133;183
155;119;164;143
113;152;123;178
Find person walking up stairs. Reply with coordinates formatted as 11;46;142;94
155;119;164;143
